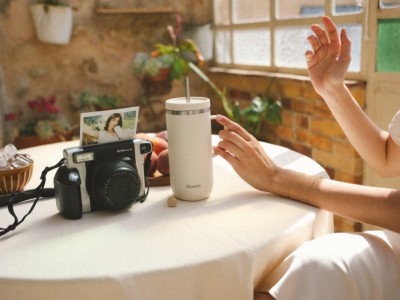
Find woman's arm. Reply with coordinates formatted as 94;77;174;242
213;115;400;233
82;124;99;139
277;168;400;233
114;126;135;140
306;16;400;177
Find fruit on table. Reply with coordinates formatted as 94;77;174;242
157;149;169;175
136;131;170;177
156;130;168;141
148;136;168;155
135;132;150;141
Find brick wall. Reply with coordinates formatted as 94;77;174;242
206;68;366;232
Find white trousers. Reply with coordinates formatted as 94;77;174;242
259;231;400;300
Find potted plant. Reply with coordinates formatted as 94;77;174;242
131;16;204;96
131;36;204;81
30;0;73;45
4;95;73;149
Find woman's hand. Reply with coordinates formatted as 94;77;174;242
213;115;280;192
305;16;352;96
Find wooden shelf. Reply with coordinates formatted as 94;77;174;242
96;7;176;15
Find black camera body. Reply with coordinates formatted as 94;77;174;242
54;139;152;219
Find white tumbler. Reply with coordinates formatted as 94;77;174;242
166;97;213;201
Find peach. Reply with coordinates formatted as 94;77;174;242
157;149;169;176
146;151;158;176
149;136;168;155
156;130;168;141
135;132;150;141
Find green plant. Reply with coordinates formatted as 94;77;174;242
188;62;282;135
232;96;282;135
132;18;204;81
78;91;124;111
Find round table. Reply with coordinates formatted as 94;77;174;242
0;137;332;300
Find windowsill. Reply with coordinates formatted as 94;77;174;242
207;66;365;86
95;7;176;14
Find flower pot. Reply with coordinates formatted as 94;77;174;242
145;68;171;82
30;4;73;45
13;130;75;150
143;68;172;97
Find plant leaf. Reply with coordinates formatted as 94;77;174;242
266;100;282;125
170;58;186;80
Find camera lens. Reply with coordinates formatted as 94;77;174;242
91;161;141;210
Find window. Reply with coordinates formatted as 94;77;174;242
213;0;364;74
376;18;400;72
376;1;400;72
379;0;400;8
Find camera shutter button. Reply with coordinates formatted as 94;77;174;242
68;171;80;183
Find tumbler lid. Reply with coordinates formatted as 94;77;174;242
166;97;210;111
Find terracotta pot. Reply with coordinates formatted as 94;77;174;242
144;68;171;82
143;68;172;97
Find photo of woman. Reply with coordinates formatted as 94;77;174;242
80;107;139;146
98;113;123;143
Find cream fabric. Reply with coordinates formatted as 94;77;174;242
0;138;332;300
267;232;400;300
389;110;400;146
385;110;400;263
258;112;400;299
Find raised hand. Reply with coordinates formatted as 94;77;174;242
305;16;352;96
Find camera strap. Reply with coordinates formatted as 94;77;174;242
0;158;65;237
1;152;152;237
138;150;152;203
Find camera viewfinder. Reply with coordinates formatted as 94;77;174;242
73;152;95;163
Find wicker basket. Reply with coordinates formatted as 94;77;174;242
0;161;34;194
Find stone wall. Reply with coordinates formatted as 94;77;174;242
0;0;212;145
0;0;368;232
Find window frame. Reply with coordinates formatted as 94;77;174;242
212;0;369;80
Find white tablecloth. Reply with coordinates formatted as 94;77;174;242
0;137;332;300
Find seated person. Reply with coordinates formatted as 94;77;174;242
213;16;400;300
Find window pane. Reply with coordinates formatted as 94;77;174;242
215;29;232;64
380;0;400;8
214;0;230;25
233;28;270;66
377;19;400;72
334;0;363;15
275;26;310;69
343;24;362;72
232;0;270;23
277;0;324;19
275;24;361;71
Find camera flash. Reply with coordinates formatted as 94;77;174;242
73;152;94;163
